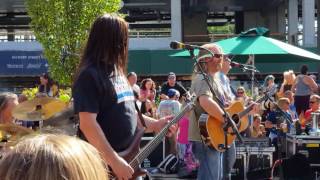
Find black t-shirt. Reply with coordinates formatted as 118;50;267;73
73;65;137;152
160;82;187;97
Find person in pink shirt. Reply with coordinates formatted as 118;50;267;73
139;78;156;102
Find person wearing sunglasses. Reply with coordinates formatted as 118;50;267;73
303;94;320;126
189;43;231;180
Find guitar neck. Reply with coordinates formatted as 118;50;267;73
238;96;267;119
129;103;194;170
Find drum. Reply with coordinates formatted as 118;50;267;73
310;112;320;136
43;107;78;136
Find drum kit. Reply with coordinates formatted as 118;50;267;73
0;97;77;152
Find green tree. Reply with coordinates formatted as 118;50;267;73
26;0;121;85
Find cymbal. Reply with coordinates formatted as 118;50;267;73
12;97;67;121
0;123;33;145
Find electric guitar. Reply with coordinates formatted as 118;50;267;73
111;99;195;179
198;93;273;152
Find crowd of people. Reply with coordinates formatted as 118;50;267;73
0;13;319;180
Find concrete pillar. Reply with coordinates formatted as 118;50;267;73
277;3;286;35
302;0;316;47
317;0;320;48
288;0;298;44
171;0;182;42
243;11;265;31
235;11;244;34
182;12;208;43
7;29;14;41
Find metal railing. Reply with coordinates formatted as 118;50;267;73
129;29;171;38
0;31;37;42
0;30;172;41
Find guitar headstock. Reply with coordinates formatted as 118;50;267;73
264;85;278;98
185;91;197;104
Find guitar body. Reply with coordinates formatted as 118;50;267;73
112;127;147;180
199;101;249;152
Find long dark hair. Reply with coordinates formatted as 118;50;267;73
39;73;54;93
76;14;129;78
140;78;155;91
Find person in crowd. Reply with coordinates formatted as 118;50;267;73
160;72;187;100
283;90;298;120
215;55;237;179
139;78;156;102
265;98;292;144
0;134;108;180
215;55;235;106
157;89;181;155
157;89;181;119
139;78;156;117
127;72;140;95
140;99;155;118
263;74;278;95
278;70;296;97
18;94;28;103
292;65;318;115
250;114;266;138
235;86;250;106
0;92;18;124
72;14;173;180
37;73;59;97
303;94;320;125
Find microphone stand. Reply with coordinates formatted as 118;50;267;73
188;48;243;180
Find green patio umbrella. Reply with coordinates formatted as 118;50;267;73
171;27;320;96
171;27;320;63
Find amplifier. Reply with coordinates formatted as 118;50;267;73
236;137;270;147
286;134;320;166
140;136;165;168
231;152;247;180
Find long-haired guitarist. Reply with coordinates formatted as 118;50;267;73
189;43;228;180
73;14;172;180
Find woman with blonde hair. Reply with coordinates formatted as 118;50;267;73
278;70;296;97
0;134;108;180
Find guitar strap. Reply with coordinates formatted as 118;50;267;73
134;101;147;128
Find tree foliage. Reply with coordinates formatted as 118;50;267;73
26;0;121;85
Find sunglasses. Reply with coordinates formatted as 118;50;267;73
237;91;244;94
310;101;316;104
213;54;223;59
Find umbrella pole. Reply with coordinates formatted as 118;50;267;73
251;55;255;99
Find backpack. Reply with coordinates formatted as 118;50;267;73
177;143;199;178
157;154;179;174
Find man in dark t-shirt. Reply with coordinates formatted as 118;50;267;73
72;14;173;180
160;72;187;100
73;66;137;151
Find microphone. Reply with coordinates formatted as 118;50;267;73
170;41;197;51
230;61;259;72
230;61;245;68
